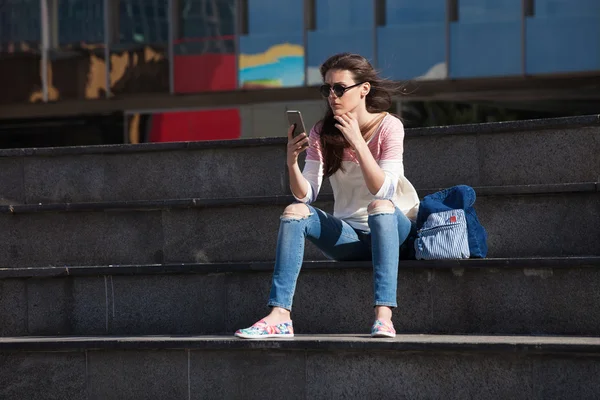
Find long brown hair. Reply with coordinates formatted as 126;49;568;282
318;53;401;177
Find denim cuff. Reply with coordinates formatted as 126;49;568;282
267;300;292;311
374;301;398;308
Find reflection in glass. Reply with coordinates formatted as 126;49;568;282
238;0;305;89
306;0;374;86
47;0;106;101
449;0;521;78
400;101;578;128
109;0;169;96
0;0;43;104
526;0;600;74
126;109;241;143
377;0;446;81
174;0;236;93
0;114;124;149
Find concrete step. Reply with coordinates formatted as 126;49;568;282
1;334;600;399
1;257;599;337
404;114;600;189
0;184;597;268
0;115;598;204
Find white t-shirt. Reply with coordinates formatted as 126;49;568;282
294;113;420;232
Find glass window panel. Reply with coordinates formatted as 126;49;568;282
109;0;169;96
377;0;446;80
238;0;305;89
0;0;43;104
526;0;600;74
126;109;241;143
458;0;521;22
534;0;600;17
385;0;445;24
173;0;236;93
47;0;106;101
400;101;581;128
0;114;124;148
315;0;371;31
449;0;521;78
247;0;302;35
307;0;374;86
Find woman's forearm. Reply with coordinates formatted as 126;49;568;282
354;141;385;195
288;162;310;199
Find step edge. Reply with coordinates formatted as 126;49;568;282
2;257;599;279
406;114;600;137
0;115;598;158
1;182;597;214
2;334;600;354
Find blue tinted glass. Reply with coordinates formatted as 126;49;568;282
307;0;374;85
386;0;445;24
119;0;169;44
526;0;600;73
534;0;600;17
377;0;446;80
458;0;521;22
179;0;235;38
449;0;522;78
51;1;106;101
0;0;41;46
316;0;373;31
0;0;42;104
58;0;104;45
248;0;303;34
111;1;170;95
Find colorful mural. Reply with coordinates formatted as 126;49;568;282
2;0;600;107
238;43;305;89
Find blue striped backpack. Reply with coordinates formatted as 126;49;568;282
414;185;488;260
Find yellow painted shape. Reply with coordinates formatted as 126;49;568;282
239;43;304;69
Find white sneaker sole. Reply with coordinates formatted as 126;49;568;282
371;332;396;338
235;332;295;339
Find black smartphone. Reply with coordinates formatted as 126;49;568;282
286;110;307;139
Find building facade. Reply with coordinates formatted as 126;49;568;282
0;0;599;146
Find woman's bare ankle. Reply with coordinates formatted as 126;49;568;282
263;307;291;325
374;306;393;323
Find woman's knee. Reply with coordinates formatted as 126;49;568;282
282;203;311;220
367;200;395;215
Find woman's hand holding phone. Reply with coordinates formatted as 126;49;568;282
286;124;309;167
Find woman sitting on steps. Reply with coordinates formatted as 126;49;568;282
235;53;420;339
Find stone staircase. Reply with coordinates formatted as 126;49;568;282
0;115;599;399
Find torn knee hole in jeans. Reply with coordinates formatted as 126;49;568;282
281;212;312;221
368;206;395;216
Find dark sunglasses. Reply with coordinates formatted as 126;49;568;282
319;82;365;98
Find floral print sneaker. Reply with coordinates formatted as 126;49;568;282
371;319;396;338
235;319;294;339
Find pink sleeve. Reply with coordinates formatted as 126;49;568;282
305;125;323;162
379;117;405;162
375;117;406;199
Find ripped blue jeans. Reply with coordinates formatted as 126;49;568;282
268;204;415;310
